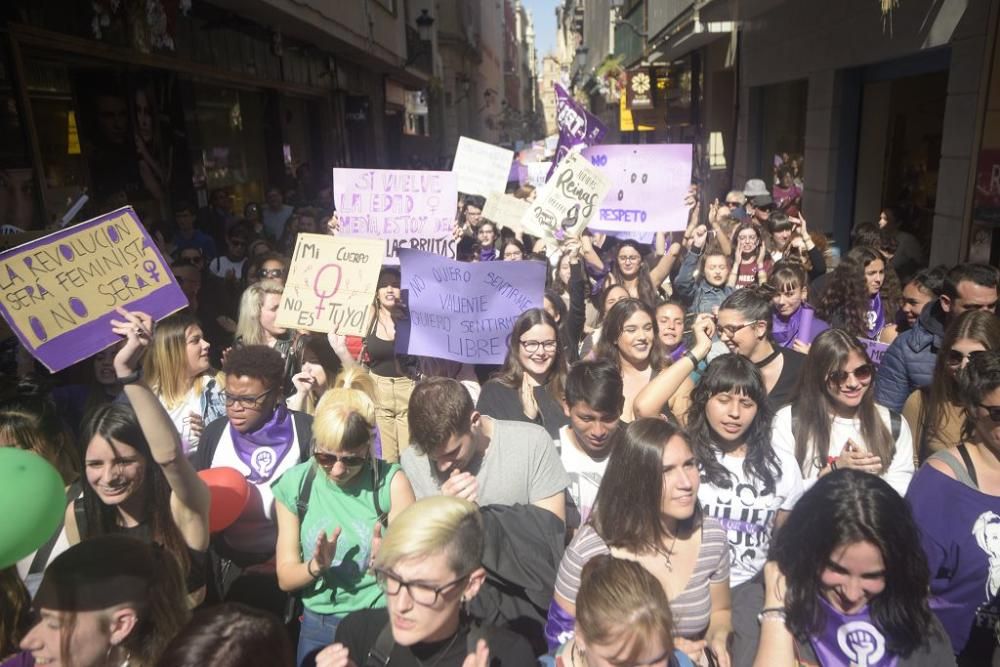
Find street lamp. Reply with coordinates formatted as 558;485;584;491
573;46;589;75
415;9;434;40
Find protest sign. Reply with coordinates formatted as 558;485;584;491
275;233;384;335
583;144;693;233
0;207;185;372
523;162;550;188
861;338;890;366
400;249;545;364
333;168;457;262
482;192;530;233
548;83;608;179
452;137;515;198
521;151;611;242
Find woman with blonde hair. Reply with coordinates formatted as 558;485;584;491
235;279;297;384
273;367;415;667
143;312;225;453
316;496;535;666
551;554;694;666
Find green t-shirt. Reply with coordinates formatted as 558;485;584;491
273;459;399;615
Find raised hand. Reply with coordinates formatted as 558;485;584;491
369;523;383;569
291;371;317;397
442;470;479;504
186;412;205;442
109;306;153;376
312;526;343;571
520;374;539;420
691;225;709;249
315;643;356;667
460;639;491;667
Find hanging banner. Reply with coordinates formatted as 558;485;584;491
275;233;385;335
548;83;608;180
582;144;693;233
482;192;530;233
452;137;515;198
522;151;612;242
399;248;545;364
626;68;655;110
333;168;457;262
0;206;186;372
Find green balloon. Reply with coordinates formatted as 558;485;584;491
0;448;65;569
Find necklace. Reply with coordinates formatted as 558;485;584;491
414;627;462;667
754;347;781;368
651;533;679;571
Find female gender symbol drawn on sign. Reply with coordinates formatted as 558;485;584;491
311;263;343;322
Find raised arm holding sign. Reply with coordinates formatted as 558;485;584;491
521;151;611;244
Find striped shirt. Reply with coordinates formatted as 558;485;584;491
553;519;730;638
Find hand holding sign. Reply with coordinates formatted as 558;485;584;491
109;306;153;376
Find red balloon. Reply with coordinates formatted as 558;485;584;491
198;467;250;533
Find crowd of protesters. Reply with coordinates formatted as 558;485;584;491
2;169;999;667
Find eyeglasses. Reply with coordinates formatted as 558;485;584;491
313;451;368;469
979;404;1000;423
520;339;559;353
726;200;743;206
503;251;523;260
222;388;273;409
946;350;973;368
718;321;760;338
618;255;641;264
257;268;284;279
826;364;874;386
373;568;469;607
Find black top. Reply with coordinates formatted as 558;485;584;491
365;334;403;377
335;608;536;667
476;379;568;440
767;346;806;410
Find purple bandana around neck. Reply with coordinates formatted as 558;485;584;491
669;342;687;362
772;305;815;348
809;596;899;667
865;292;885;339
479;246;497;262
230;403;295;484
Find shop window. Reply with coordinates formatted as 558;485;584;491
708;131;726;170
753;79;807;211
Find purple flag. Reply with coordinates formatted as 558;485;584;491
0;206;187;372
548;83;608;180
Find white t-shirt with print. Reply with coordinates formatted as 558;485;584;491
771;404;915;497
557;425;611;533
697;447;804;586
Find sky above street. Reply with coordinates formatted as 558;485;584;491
522;0;559;61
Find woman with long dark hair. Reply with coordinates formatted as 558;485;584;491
904;311;1000;462
817;246;901;342
546;418;732;667
907;349;1000;665
771;329;914;496
477;308;568;439
687;355;803;588
740;470;954;666
728;221;771;290
768;260;829;353
63;308;211;604
605;238;675;308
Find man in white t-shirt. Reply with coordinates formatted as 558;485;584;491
557;360;625;536
209;227;249;281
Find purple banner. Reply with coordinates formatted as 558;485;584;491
399;249;546;364
861;337;890;366
0;206;186;372
583;144;693;233
548;83;608;180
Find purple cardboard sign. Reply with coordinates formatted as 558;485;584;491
583;144;693;233
399;249;546;364
861;338;890;366
333;168;458;263
0;206;186;372
548;83;608;180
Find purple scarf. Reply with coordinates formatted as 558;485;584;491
772;304;816;348
809;596;900;667
230;404;295;484
669;342;687;363
479;246;497;262
865;292;885;339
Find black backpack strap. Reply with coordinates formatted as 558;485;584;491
364;623;396;667
957;443;979;489
372;460;389;529
889;409;901;442
73;495;88;541
296;464;317;522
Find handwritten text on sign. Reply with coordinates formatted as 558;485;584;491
452;137;514;198
521;151;611;242
0;206;186;372
861;338;890;366
583;144;693;233
276;234;384;336
399;249;545;364
333;168;457;262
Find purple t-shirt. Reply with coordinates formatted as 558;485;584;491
907;462;1000;658
0;652;35;667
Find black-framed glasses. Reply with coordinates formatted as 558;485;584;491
718;321;760;338
946;350;973;368
257;268;284;279
313;451;368;469
503;251;523;260
520;339;559;353
979;404;1000;423
222;388;273;409
826;364;874;386
617;254;641;264
373;568;469;607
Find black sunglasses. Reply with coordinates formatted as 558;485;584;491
313;451;367;469
257;268;284;279
979;404;1000;423
826;364;874;386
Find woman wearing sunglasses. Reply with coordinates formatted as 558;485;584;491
316;496;534;666
907;349;1000;665
477;308;569;439
771;328;914;496
274;372;416;667
903;311;1000;463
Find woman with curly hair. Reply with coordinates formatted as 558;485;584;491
477;308;569;439
735;470;954;667
817;246;901;342
686;354;803;588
